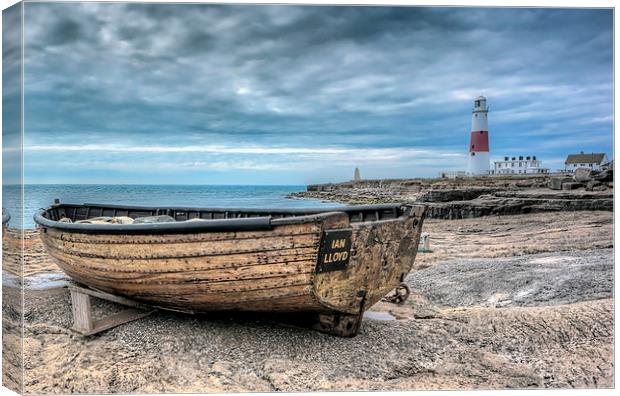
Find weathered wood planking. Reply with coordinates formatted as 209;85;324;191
41;222;324;312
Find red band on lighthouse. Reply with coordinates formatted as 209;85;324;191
469;131;489;152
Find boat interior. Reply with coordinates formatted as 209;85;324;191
40;202;410;225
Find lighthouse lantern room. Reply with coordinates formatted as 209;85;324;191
467;96;490;176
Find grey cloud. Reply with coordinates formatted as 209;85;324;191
47;18;83;45
20;3;613;167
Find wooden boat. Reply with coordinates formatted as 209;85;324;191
34;201;426;336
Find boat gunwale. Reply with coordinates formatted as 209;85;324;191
34;203;415;235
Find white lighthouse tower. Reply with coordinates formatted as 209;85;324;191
467;95;490;175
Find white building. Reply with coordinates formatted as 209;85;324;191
467;96;491;175
564;152;608;172
493;155;548;175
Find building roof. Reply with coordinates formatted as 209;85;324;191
565;153;606;164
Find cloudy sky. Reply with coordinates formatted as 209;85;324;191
15;2;614;184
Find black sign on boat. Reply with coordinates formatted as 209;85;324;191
316;229;353;273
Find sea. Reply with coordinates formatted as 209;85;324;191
1;184;343;229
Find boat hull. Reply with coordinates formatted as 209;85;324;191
37;204;426;333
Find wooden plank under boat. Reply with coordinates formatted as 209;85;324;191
34;202;426;336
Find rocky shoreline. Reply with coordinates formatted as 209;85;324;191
289;173;613;219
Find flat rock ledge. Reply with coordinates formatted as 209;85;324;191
289;188;612;219
424;190;613;219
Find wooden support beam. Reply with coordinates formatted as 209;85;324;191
68;282;155;336
79;309;154;336
70;289;93;333
68;284;152;310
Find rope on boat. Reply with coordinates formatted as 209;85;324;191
382;283;411;304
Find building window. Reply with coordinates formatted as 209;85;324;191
519;162;522;167
475;100;480;107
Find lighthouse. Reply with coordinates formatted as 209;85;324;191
467;95;490;175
